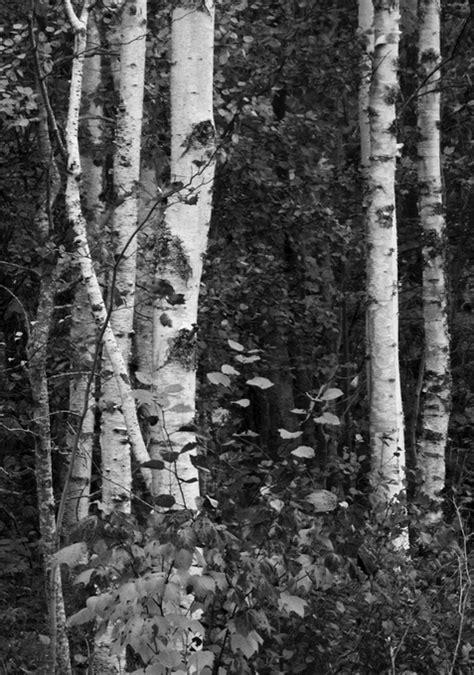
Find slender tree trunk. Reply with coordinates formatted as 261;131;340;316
63;0;152;489
65;10;103;530
100;0;147;514
417;0;450;510
150;0;216;508
28;52;71;671
366;0;406;507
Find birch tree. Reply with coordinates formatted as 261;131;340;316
366;0;406;506
150;0;216;507
100;0;147;514
63;0;151;491
28;24;72;672
417;0;450;510
65;11;103;529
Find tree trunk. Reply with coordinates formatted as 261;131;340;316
366;0;406;507
28;59;71;671
65;10;103;530
150;0;216;508
100;0;147;515
64;0;152;490
417;0;450;510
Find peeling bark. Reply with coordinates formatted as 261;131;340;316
417;0;450;509
150;2;216;508
64;0;151;489
100;0;147;514
366;0;406;509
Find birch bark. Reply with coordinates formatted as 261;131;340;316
417;0;450;508
150;1;216;507
65;11;103;529
28;38;71;670
366;0;406;506
63;0;151;489
100;0;147;514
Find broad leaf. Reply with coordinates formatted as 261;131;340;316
221;363;240;375
278;591;307;618
134;370;153;385
291;445;315;458
174;548;193;570
163;383;183;393
168;403;193;413
154;494;176;508
232;398;250;407
320;387;344;401
141;459;165;470
207;371;231;387
279;428;303;439
246;376;274;389
228;339;244;351
306;489;338;512
180;441;197;454
314;412;340;425
53;542;88;568
235;354;261;363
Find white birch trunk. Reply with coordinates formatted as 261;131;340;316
366;0;406;506
151;1;216;508
64;0;151;490
100;0;147;514
417;0;450;507
65;11;103;529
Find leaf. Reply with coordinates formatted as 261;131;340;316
278;428;303;439
163;383;184;393
232;398;250;407
74;568;95;586
154;494;176;508
67;606;94;627
191;574;216;598
135;370;153;385
132;389;155;405
190;455;210;471
278;591;307;618
291;445;315;459
168;403;194;413
269;498;285;512
221;363;240;375
141;459;165;470
161;451;180;463
156;648;184;669
207;372;231;387
313;412;340;425
246;376;273;389
174;548;193;570
180;442;197;454
235;354;261;363
230;632;261;659
291;408;307;414
53;542;88;568
306;489;338;512
320;387;343;401
228;339;244;351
